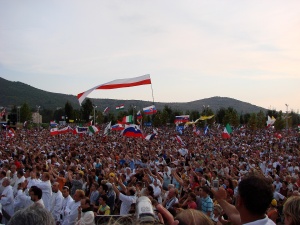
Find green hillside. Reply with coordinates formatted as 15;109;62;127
0;77;266;113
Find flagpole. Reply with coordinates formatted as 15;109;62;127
150;80;155;128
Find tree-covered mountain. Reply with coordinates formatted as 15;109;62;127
0;77;266;113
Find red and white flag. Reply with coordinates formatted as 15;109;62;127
175;135;186;146
77;74;151;105
50;128;59;136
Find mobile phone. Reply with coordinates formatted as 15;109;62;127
212;180;219;191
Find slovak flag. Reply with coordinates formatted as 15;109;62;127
174;115;190;124
111;124;124;131
121;124;144;138
143;105;157;115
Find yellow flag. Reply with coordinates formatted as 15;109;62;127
199;115;214;120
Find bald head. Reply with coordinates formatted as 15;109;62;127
52;182;59;193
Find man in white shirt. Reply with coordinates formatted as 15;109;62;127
13;170;25;196
13;181;32;211
76;197;95;225
150;179;162;203
51;182;63;223
0;170;7;194
9;165;17;187
30;172;52;211
0;177;14;224
213;174;276;225
62;189;85;225
29;185;45;207
273;177;282;193
111;177;136;215
60;186;73;224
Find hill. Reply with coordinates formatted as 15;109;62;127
0;77;266;113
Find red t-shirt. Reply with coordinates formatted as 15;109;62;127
188;201;197;209
15;160;21;169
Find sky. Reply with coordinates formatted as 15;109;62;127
0;0;299;112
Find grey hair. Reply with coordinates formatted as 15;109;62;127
3;177;10;185
8;204;55;225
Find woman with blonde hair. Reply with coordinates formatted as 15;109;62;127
283;196;300;225
175;209;214;225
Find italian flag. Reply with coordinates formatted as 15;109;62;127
116;104;125;110
122;115;133;123
88;125;99;134
222;124;232;139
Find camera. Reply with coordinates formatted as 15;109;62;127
212;180;219;191
136;196;155;223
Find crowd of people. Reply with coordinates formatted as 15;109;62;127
0;122;299;225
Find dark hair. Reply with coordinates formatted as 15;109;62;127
238;174;273;215
225;178;234;190
128;188;136;196
30;186;43;199
188;192;197;202
147;185;154;198
17;169;24;176
1;171;6;177
201;186;210;194
62;186;69;191
100;195;108;202
100;184;108;192
84;197;91;206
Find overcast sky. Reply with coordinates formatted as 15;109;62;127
0;1;299;112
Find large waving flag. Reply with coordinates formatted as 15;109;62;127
222;124;232;139
174;115;190;124
143;105;157;115
77;74;151;105
121;124;143;138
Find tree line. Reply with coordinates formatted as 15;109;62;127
6;99;300;131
